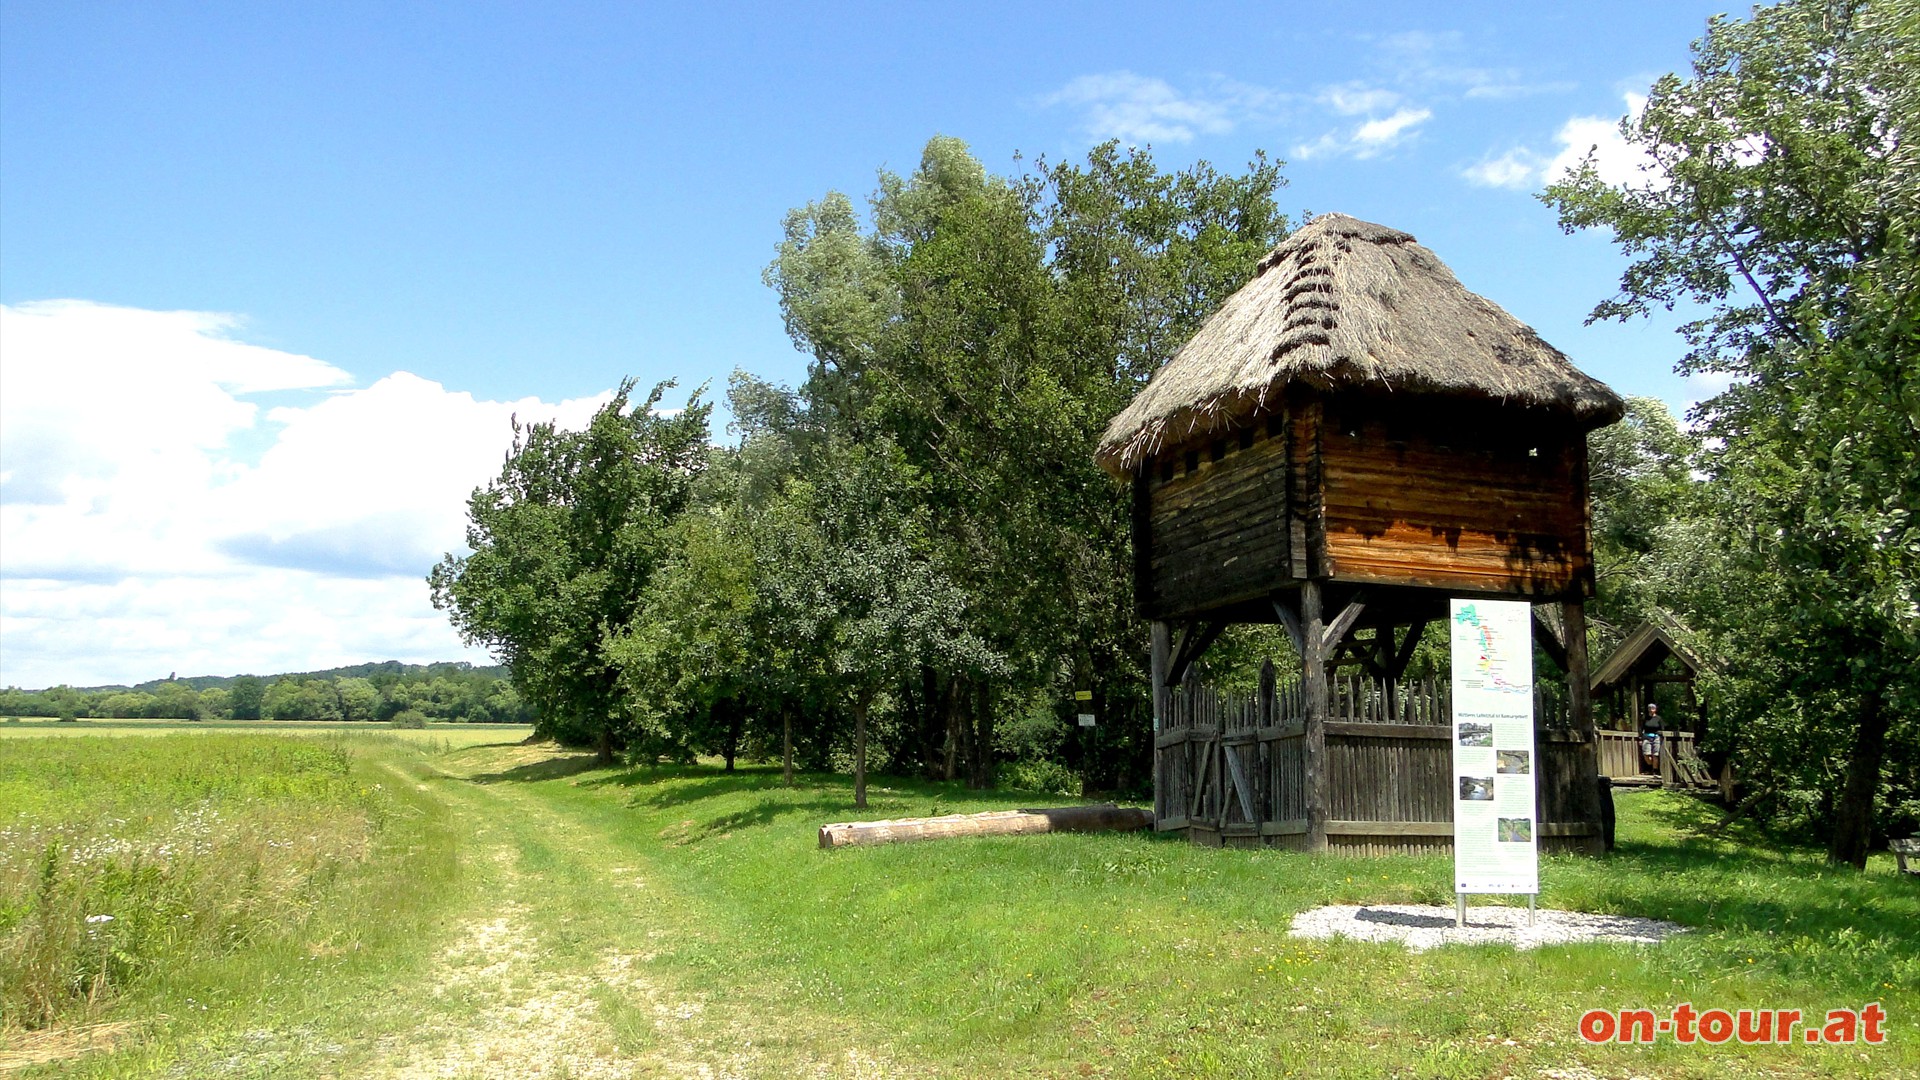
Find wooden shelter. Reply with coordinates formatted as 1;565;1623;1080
1591;614;1720;790
1097;213;1625;855
1591;614;1710;735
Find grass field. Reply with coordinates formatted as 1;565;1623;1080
2;727;1913;1078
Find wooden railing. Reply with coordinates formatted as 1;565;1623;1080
1597;729;1641;778
1597;728;1704;785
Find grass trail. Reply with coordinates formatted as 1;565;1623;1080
370;743;901;1078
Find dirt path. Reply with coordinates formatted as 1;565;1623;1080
367;748;895;1080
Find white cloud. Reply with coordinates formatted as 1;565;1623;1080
0;300;610;688
1355;108;1432;149
1544;93;1655;186
1320;83;1400;116
1295;107;1433;161
1461;149;1546;190
1464;81;1577;100
1460;93;1660;191
1039;71;1284;145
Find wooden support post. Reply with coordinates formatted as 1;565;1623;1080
1169;621;1226;686
1563;600;1604;855
1272;595;1305;656
1150;620;1170;824
1530;608;1569;672
1150;621;1171;734
1301;579;1330;853
1320;590;1369;654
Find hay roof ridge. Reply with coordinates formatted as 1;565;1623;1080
1096;213;1625;475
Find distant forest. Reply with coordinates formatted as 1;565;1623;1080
0;661;532;724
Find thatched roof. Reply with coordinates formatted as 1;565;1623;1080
1591;611;1715;694
1096;213;1625;475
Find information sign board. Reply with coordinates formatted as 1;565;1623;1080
1449;599;1538;895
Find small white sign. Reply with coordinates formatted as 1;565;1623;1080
1449;598;1538;896
1076;713;1096;727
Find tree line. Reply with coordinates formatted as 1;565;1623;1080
1;662;531;725
433;0;1913;861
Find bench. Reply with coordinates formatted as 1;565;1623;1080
1893;838;1920;875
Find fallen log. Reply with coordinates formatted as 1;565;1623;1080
819;803;1153;849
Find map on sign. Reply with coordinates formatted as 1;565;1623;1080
1451;602;1531;695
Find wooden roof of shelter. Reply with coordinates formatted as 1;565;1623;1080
1096;213;1626;476
1590;614;1714;694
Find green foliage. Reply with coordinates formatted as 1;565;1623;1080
1546;0;1919;860
755;136;1289;791
431;381;713;757
227;674;264;720
0;664;526;727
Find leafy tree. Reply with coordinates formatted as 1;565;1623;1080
148;681;202;720
197;687;232;720
1547;0;1919;865
335;677;379;722
430;381;712;761
228;676;264;720
1585;396;1705;644
260;678;343;721
99;692;153;719
766;136;1289;791
610;473;769;770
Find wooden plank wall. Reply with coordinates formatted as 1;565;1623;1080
1156;672;1600;854
1141;415;1294;619
1318;398;1590;598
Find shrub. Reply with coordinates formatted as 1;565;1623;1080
1000;758;1080;799
388;710;428;730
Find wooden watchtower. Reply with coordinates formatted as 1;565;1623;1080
1096;214;1625;855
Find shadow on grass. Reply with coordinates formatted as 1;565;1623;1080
466;755;612;785
573;761;1146;847
1623;787;1783;850
1556;793;1920;994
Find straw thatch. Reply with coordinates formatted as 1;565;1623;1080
1096;213;1625;475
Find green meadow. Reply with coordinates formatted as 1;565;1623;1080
1;728;1913;1078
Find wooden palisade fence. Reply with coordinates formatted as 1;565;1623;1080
1154;665;1601;854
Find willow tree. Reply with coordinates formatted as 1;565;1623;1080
1547;0;1918;865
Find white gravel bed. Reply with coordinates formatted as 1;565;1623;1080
1289;903;1687;952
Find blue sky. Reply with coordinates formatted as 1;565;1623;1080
1;1;1737;687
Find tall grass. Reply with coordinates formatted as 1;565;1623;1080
0;735;396;1030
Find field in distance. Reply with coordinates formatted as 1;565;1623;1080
0;717;532;747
